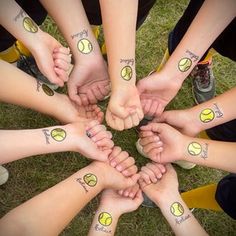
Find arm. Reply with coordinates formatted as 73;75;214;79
88;188;143;236
137;0;236;116
140;163;208;236
0;158;139;236
140;123;236;173
0;120;114;164
0;60;104;124
39;0;110;105
0;0;70;86
99;0;144;130
156;86;236;137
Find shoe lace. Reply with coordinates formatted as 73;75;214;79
192;63;211;87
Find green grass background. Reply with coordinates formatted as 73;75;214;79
1;0;236;235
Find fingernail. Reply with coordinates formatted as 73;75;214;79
123;170;128;176
110;161;116;167
116;165;122;171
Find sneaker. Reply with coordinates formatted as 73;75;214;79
191;61;215;104
0;165;9;185
136;139;196;170
17;54;59;90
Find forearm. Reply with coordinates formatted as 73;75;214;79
99;0;138;88
0;0;44;52
155;194;207;236
0;163;104;236
0;60;78;123
161;0;236;82
88;204;119;236
0;124;73;164
40;0;101;62
181;136;236;173
187;87;236;133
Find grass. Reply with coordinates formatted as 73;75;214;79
1;0;236;235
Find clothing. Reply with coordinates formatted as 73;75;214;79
168;0;236;61
0;0;157;51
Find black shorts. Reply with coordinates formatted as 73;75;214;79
168;0;236;62
0;0;156;51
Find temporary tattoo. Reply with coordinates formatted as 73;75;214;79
71;29;88;40
178;57;192;72
42;84;54;96
50;128;66;142
187;142;202;156
186;50;199;62
95;224;112;234
213;103;223;118
14;9;25;22
86;130;92;138
120;58;134;66
175;214;191;225
42;129;50;144
36;80;42;92
121;66;133;81
201;143;209;159
77;38;93;54
98;212;112;226
76;178;89;193
199;108;215;123
23;17;38;33
170;202;184;217
83;173;97;187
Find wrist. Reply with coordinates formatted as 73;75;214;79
153;190;181;208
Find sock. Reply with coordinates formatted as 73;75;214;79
198;49;215;65
156;48;170;72
181;184;223;211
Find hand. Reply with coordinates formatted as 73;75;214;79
154;109;201;137
108;146;138;177
140;123;185;163
66;120;114;161
139;163;179;206
30;31;71;87
99;188;143;216
137;71;181;117
67;55;110;106
106;85;144;130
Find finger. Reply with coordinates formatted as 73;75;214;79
87;89;98;104
147;149;162;163
108;146;122;160
53;51;72;63
139;171;151;185
53;46;70;55
54;58;70;71
87;124;106;137
97;138;114;150
141;166;158;183
92;86;105;101
79;93;89;106
110;150;129;168
54;67;69;82
114;116;125;131
140;123;166;133
147;101;159;117
67;82;82;106
91;130;112;142
143;99;152;115
146;162;164;179
131;112;140;127
139;136;160;146
153;163;166;174
124;115;133;130
139;130;155;138
116;156;135;172
155;103;164;117
143;141;163;154
122;165;138;177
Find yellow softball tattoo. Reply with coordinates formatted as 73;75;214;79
50;128;66;142
121;66;132;81
42;84;54;96
170;202;184;217
83;173;97;187
77;39;93;54
98;212;112;226
200;108;215;123
23;17;38;33
178;57;192;72
188;142;202;156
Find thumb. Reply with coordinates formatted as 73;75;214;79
123;173;140;189
109;104;130;119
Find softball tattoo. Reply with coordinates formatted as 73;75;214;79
170;202;184;217
77;38;93;54
83;173;97;187
23;17;38;33
187;142;202;156
199;108;215;123
121;65;133;81
50;128;66;142
42;84;54;96
98;212;113;226
178;57;192;72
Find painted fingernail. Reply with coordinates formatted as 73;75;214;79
86;131;92;138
